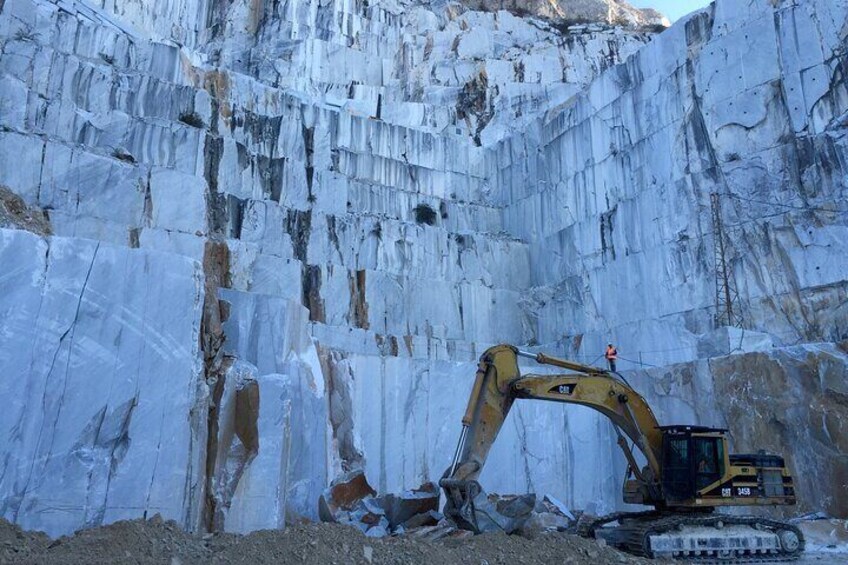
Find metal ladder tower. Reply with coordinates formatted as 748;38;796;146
711;193;743;328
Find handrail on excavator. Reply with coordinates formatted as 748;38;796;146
514;347;633;386
514;348;609;375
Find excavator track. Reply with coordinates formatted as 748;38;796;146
581;512;805;562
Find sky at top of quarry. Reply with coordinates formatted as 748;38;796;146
631;0;712;21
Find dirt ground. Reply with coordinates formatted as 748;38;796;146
0;516;651;565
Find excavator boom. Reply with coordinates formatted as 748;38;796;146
444;345;662;500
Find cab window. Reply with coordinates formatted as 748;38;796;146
662;437;692;499
694;437;724;490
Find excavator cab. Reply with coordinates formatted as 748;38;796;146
658;425;796;508
660;426;727;503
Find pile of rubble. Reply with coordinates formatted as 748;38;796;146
318;470;450;539
317;471;575;541
468;491;575;537
1;515;657;564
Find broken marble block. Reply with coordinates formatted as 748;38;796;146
467;492;537;533
539;494;576;521
405;522;459;541
344;497;387;534
401;510;443;530
447;490;575;536
495;493;537;519
520;511;572;538
318;469;377;523
356;497;388;525
318;472;440;537
375;482;440;529
364;517;391;538
470;492;519;533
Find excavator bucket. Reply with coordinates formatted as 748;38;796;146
439;478;482;533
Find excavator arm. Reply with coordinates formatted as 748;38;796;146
440;344;664;530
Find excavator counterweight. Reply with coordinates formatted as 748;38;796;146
439;345;803;561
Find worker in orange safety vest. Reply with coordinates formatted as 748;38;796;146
605;343;618;372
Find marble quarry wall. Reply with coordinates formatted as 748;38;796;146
500;2;848;366
0;0;846;536
0;229;207;535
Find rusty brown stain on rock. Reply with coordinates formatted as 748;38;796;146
328;472;376;509
200;240;232;532
318;470;376;522
200;240;259;531
179;51;204;88
206;364;261;532
0;186;52;236
374;334;399;357
204;70;232;123
235;380;260;454
247;0;264;35
317;345;364;471
203;356;231;531
201;240;230;367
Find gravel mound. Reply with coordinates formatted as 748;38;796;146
0;517;653;565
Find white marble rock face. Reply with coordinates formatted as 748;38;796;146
0;0;846;536
0;229;206;537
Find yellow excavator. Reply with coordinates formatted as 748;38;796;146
439;344;804;560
